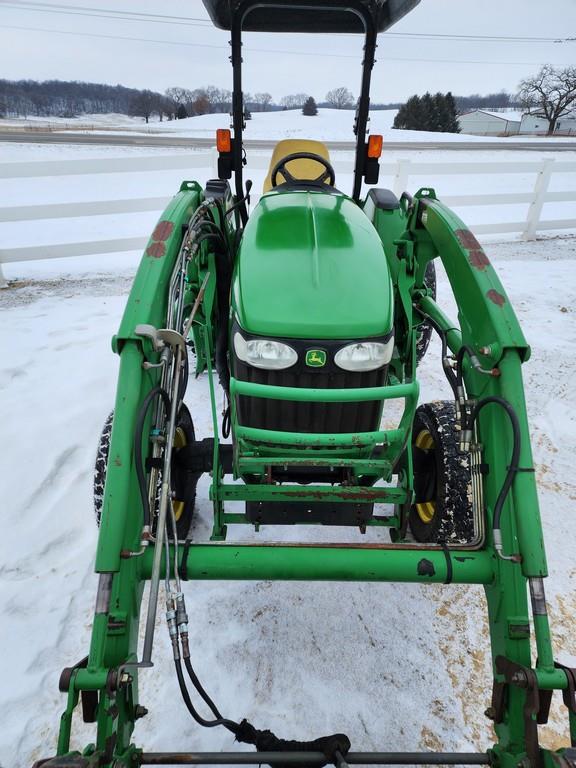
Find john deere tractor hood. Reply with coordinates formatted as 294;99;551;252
232;191;394;339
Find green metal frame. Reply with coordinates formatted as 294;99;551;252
42;181;576;768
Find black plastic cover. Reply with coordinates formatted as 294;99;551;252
367;187;400;210
202;0;420;33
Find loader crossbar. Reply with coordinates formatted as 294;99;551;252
142;543;494;583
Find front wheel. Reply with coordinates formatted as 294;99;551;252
416;261;437;364
93;404;200;540
408;400;474;544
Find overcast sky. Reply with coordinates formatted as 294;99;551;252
0;0;574;103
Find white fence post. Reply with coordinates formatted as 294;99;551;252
210;149;219;179
393;159;411;198
523;158;555;241
0;262;7;289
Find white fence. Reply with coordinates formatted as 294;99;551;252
1;151;575;286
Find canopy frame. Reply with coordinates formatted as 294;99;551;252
229;0;378;219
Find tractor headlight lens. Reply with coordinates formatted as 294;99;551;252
334;338;394;372
234;332;297;370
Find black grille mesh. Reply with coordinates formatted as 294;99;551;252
234;360;386;434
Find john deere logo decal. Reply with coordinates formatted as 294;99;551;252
306;349;326;367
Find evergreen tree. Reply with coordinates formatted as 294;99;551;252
420;92;437;130
393;103;406;129
444;92;461;132
393;91;461;133
433;92;449;131
176;103;188;119
394;95;422;129
302;96;318;116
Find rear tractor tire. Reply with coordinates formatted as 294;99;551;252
93;404;200;540
408;400;474;545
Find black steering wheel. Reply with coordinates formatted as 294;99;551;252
270;151;336;188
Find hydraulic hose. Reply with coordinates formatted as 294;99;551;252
174;658;240;735
414;305;459;401
134;386;171;528
468;395;521;558
183;656;225;721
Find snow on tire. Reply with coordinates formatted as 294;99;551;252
93;410;114;527
408;400;474;545
416;260;437;364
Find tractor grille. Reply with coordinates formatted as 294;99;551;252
233;355;387;435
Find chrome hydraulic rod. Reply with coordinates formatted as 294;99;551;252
141;341;183;665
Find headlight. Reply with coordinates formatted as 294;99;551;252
334;338;394;372
234;332;297;370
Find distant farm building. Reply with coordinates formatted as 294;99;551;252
519;111;576;135
458;110;521;136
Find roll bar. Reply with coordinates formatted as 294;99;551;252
229;1;378;221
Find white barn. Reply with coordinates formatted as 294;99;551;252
519;111;576;135
458;109;521;136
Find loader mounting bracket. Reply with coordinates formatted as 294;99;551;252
491;657;576;768
59;657;98;724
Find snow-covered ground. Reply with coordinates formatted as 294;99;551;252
1;233;576;767
0;121;575;765
3;109;575;144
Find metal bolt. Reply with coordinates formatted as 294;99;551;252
511;670;527;686
120;671;133;686
134;705;148;720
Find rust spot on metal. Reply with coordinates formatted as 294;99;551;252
114;455;122;467
152;220;174;242
487;288;506;307
146;241;166;259
455;228;480;250
469;248;491;271
288;488;384;501
455;228;491;271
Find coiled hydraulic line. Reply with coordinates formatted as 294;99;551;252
416;304;522;561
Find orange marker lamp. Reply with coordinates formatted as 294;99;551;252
367;134;383;158
216;128;232;153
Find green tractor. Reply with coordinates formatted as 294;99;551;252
35;2;576;768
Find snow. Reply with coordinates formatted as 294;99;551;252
0;109;532;143
1;234;576;767
151;108;506;143
0;113;167;132
0;129;576;766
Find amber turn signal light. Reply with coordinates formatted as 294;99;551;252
367;134;383;158
216;128;232;153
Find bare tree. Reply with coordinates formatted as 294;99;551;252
325;86;354;109
165;87;194;110
129;90;155;123
279;93;309;109
253;92;273;112
518;65;576;135
190;88;211;115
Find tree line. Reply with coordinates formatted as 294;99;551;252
0;79;353;120
3;70;573;134
393;92;460;132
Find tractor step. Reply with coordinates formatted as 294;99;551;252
213;483;409;504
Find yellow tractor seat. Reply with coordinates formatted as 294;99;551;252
262;139;333;194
